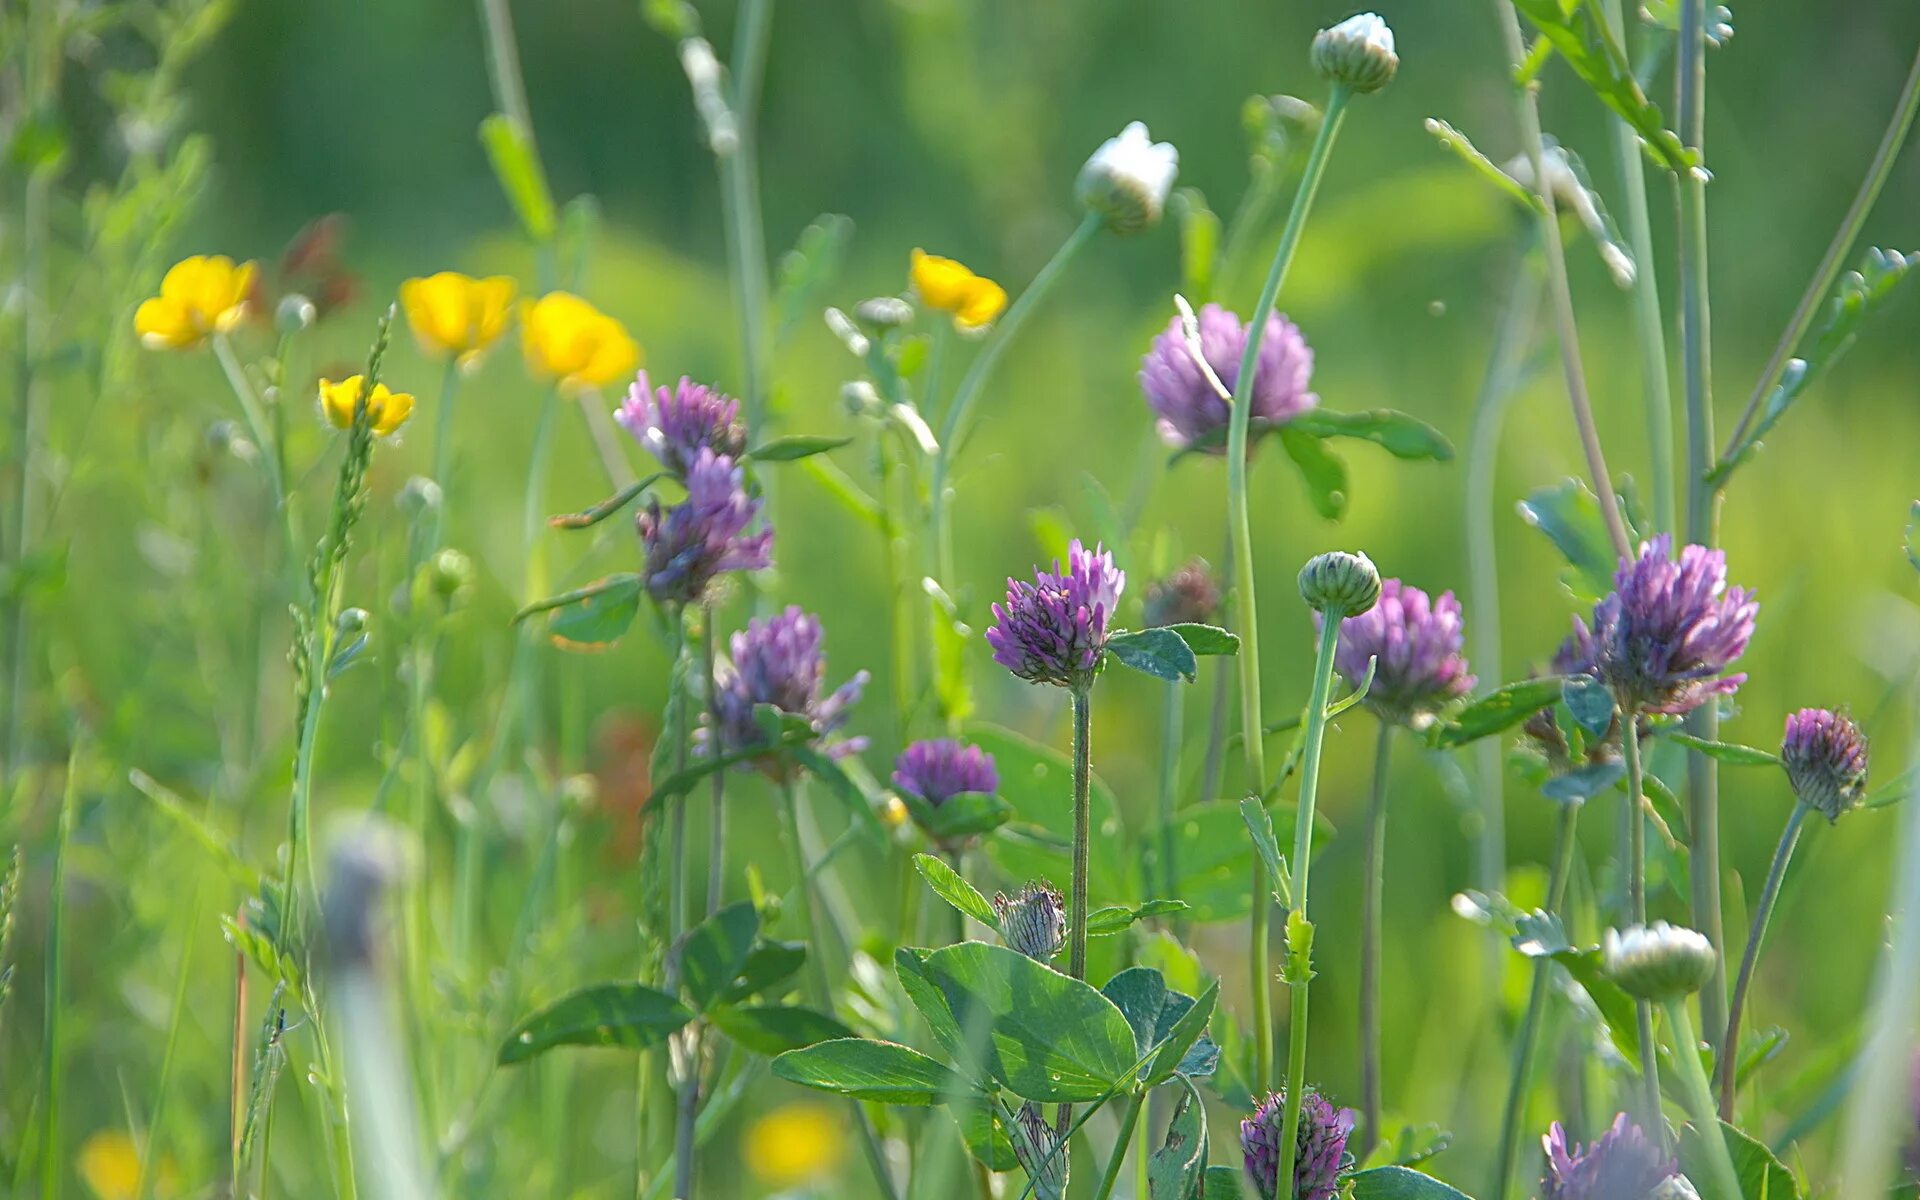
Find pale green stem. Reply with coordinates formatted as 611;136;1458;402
1717;802;1808;1119
717;0;774;437
1274;610;1345;1198
1234;84;1351;1095
1157;678;1183;905
661;610;691;1200
41;744;78;1200
1358;721;1395;1158
429;359;463;548
1662;997;1743;1200
1068;685;1094;981
1623;722;1661;1124
1091;1091;1145;1200
701;606;727;918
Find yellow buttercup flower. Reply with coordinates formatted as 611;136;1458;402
133;255;257;350
398;272;517;366
78;1129;176;1199
744;1102;845;1187
318;375;415;437
520;292;641;392
910;248;1007;331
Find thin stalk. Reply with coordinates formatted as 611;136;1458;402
135;879;207;1200
1622;724;1661;1123
475;0;554;286
1722;37;1920;464
717;0;774;437
1274;610;1346;1198
1157;678;1183;904
1662;997;1743;1200
1716;802;1809;1119
929;212;1103;591
1067;686;1094;981
1358;721;1396;1158
1198;524;1235;806
40;745;78;1200
1491;0;1632;560
1490;798;1583;1200
1091;1091;1145;1200
429;359;463;548
662;610;696;1200
1676;0;1729;1053
701;604;726;918
1233;83;1352;1095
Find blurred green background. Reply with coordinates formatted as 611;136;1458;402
11;0;1920;1195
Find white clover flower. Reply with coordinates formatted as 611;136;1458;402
1076;121;1179;235
1311;13;1399;95
1604;921;1717;1001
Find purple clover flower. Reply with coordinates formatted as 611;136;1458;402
1139;302;1316;454
893;739;998;807
1782;707;1869;822
1240;1089;1354;1200
636;449;773;606
986;540;1125;689
1143;558;1221;628
616;370;747;478
1541;1114;1678;1200
1560;535;1757;716
709;606;868;765
1325;577;1474;726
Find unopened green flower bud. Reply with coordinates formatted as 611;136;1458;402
335;607;369;637
841;380;882;417
1298;550;1381;616
853;296;914;331
1077;121;1179;235
428;548;474;603
398;475;443;518
1311;13;1399;95
1604;921;1717;1002
277;292;318;335
992;881;1067;963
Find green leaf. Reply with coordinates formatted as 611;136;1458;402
511;574;644;650
1549;947;1642;1059
718;939;807;1004
1347;1166;1476;1200
548;473;666;530
710;1004;853;1058
972;724;1130;902
923;942;1139;1102
1287;409;1456;461
498;983;693;1065
1541;760;1625;804
1146;800;1331;922
895;947;965;1059
1562;674;1615;737
1108;628;1200;683
744;434;855;463
1507;0;1694;172
915;853;1001;931
1424;118;1541;213
1280;426;1348;520
1164;623;1239;657
1519;479;1634;604
1102;967;1173;1056
1149;1077;1210;1200
1238;796;1290;908
1087;899;1191;936
1430;678;1565;748
901;790;1015;843
678;901;759;1012
1202;1165;1248;1199
1678;1120;1802;1200
951;1100;1021;1173
1145;980;1220;1085
925;577;976;725
479;113;557;242
771;1037;971;1105
1173;188;1222;304
1662;732;1784;768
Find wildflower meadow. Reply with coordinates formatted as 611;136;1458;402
8;2;1920;1199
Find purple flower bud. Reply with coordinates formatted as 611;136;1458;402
707;606;868;767
986;540;1126;689
893;739;998;807
1540;1114;1678;1200
1240;1088;1354;1200
636;450;773;606
1139;303;1316;454
616;371;747;477
1326;578;1474;726
1565;535;1757;716
1782;707;1868;822
992;881;1067;962
1143;558;1222;628
1009;1100;1070;1199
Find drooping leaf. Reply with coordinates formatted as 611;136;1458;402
1238;796;1290;908
1519;479;1634;604
548;473;666;529
1507;0;1694;171
718;939;807;1004
498;983;693;1065
771;1037;971;1105
1541;759;1625;803
1346;1165;1476;1200
915;853;1002;932
479;113;557;241
1280;425;1348;520
1550;947;1642;1059
709;1003;853;1057
1561;674;1615;737
744;433;855;463
512;574;644;650
1424;117;1541;213
1287;409;1456;461
1164;623;1239;657
1087;899;1191;937
1108;628;1200;684
1429;677;1565;748
677;901;760;1012
1149;1077;1211;1200
1678;1119;1802;1200
1662;732;1783;768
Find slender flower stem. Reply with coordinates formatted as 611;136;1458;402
662;610;693;1200
1092;1091;1146;1200
429;359;463;547
1716;802;1809;1119
1675;0;1730;1054
701;605;727;918
41;743;78;1200
1275;609;1346;1200
1622;722;1661;1124
1199;524;1235;806
1068;685;1094;981
1491;798;1584;1200
1157;678;1184;904
1722;37;1920;465
930;212;1102;591
1491;0;1632;561
1234;83;1352;1096
1358;721;1396;1158
1662;997;1743;1200
717;0;774;438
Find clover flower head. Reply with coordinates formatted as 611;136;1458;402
1541;1114;1679;1200
135;255;257;351
709;606;868;766
617;371;748;478
1077;121;1179;234
1327;578;1474;726
636;449;773;606
521;291;641;392
1782;707;1869;822
318;375;414;438
893;739;998;808
986;540;1126;688
909;250;1008;331
993;881;1067;963
398;272;516;366
1240;1088;1354;1200
1144;558;1222;628
1569;535;1757;716
1140;303;1317;454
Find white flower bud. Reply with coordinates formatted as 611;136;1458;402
1311;13;1399;95
1604;921;1717;1001
1077;122;1179;235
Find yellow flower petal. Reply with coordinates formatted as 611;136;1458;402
954;276;1008;329
318;376;415;437
909;248;979;314
744;1103;845;1186
134;297;203;350
401;272;519;363
521;292;640;391
77;1130;141;1200
140;255;254;349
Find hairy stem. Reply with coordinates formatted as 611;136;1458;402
1358;721;1396;1157
1068;685;1094;980
1717;802;1809;1119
